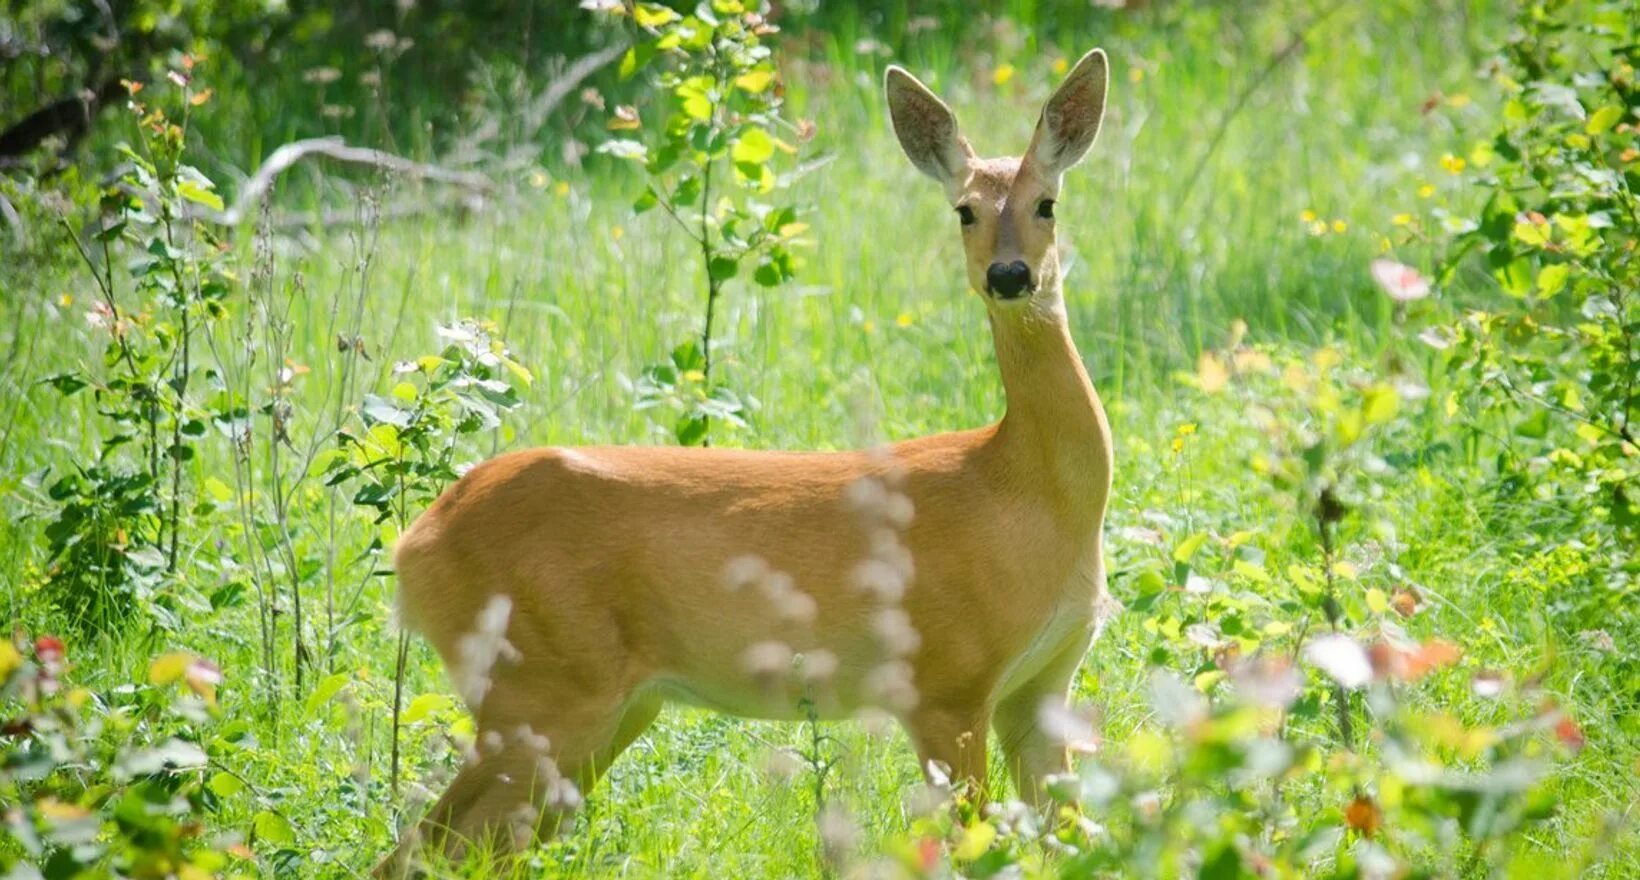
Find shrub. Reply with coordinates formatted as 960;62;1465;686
0;634;249;878
36;66;234;633
1433;0;1639;533
595;0;811;445
846;338;1596;879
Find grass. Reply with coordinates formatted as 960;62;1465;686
3;1;1636;876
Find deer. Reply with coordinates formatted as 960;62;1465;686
379;48;1115;874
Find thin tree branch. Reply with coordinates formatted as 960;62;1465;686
212;137;493;225
0;191;22;246
522;42;629;134
1175;1;1349;208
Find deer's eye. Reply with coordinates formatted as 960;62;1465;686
956;205;976;226
1037;199;1056;219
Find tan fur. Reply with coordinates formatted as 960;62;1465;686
379;49;1115;874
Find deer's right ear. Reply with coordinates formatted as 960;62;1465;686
885;66;972;189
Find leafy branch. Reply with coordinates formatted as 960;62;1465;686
595;0;811;445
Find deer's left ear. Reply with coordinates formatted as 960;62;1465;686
1025;48;1109;178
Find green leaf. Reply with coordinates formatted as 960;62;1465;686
501;355;534;387
618;42;657;81
754;261;782;287
633;3;680;27
681;93;712;122
671;340;705;372
209;771;246;798
1495;257;1534;298
737;161;775;192
176;180;225;212
352;482;396;509
633;186;659;214
671;175;702;206
733;69;775;93
203;477;233;503
675;79;714;122
1516;408;1550;439
709;256;739;281
41;372;87;395
1362;384;1398;425
403;693;454;724
308;448;346;476
675;414;708;446
253;810;295;846
751;262;783;286
731;128;775;165
305;672;351;713
764;205;798;233
1336;410;1364;447
1536;263;1569;297
1585;105;1623;135
1173;532;1209;564
1199;843;1243;880
1512;221;1550;248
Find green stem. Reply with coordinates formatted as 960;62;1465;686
1317;512;1355;753
699;122;718;446
162;210;190;574
390;629;409;797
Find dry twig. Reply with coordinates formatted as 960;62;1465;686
209;137;492;226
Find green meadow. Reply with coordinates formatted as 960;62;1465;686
2;1;1636;877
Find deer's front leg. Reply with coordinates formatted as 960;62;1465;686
991;630;1093;810
904;705;991;801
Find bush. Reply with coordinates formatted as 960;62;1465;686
0;635;249;878
852;338;1596;878
1433;0;1639;533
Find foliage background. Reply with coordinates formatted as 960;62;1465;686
2;0;1636;877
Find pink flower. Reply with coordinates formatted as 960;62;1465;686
1370;259;1431;302
34;635;65;666
85;301;114;329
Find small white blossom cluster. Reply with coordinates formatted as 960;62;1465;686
849;462;921;716
455;595;521;710
725;555;835;699
470;724;580;848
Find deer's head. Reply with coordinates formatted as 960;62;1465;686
886;50;1108;308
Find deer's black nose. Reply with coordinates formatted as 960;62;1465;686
986;261;1033;299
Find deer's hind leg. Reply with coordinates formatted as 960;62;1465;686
377;601;658;875
377;684;654;875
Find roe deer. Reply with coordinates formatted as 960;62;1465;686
380;48;1115;873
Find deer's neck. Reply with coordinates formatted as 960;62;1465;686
988;291;1113;521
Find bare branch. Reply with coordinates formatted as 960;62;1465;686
0;190;22;247
211;137;492;226
523;42;628;134
451;42;628;166
269;197;479;231
96;43;626;231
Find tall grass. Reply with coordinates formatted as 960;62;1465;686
4;0;1634;876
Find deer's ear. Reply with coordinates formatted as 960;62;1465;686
885;66;973;188
1025;48;1109;178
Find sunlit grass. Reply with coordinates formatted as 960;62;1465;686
3;1;1634;876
